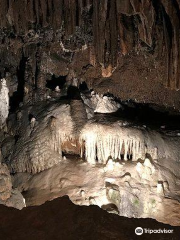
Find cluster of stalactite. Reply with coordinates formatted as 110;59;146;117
160;0;180;90
0;0;92;35
0;0;180;89
92;0;180;89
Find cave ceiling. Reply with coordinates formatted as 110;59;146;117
0;0;180;109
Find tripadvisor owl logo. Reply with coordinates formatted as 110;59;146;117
135;227;174;235
135;227;143;235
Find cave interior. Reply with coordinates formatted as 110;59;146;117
1;0;180;239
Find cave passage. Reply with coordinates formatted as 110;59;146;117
46;75;66;90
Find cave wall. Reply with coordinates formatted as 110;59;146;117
0;0;180;110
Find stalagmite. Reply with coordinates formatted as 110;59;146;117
55;86;61;93
144;158;152;168
80;190;86;198
157;182;164;195
30;117;36;128
106;159;115;171
141;167;152;180
163;181;169;191
154;147;158;161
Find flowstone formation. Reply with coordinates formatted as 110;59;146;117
1;0;180;230
12;152;180;226
80;121;180;164
4;99;87;174
4;96;180;174
1;87;180;226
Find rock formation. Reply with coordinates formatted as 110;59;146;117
0;1;180;109
1;0;180;232
0;149;25;209
0;79;9;127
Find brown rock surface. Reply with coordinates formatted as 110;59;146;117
1;1;180;110
0;196;180;240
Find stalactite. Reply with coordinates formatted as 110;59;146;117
52;0;63;30
39;0;48;27
26;0;36;24
80;124;147;164
130;0;155;47
77;0;83;26
34;0;40;26
64;0;77;37
93;0;118;68
79;122;176;164
0;0;9;27
162;5;171;88
93;0;108;66
160;0;180;90
1;0;180;91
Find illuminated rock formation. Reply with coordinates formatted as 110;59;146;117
4;92;180;175
0;79;9;127
80;121;180;164
12;153;180;226
7;103;70;174
6;99;87;174
81;92;122;116
0;0;180;229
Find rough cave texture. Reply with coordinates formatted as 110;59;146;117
13;154;180;226
0;152;25;210
0;196;180;240
1;0;180;232
1;0;180;110
4;100;180;174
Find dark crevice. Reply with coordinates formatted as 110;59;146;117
76;2;79;26
161;4;173;47
9;55;27;112
67;86;81;100
173;0;180;22
46;75;66;90
34;54;39;90
79;81;88;91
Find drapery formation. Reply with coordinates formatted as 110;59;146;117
0;0;180;89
